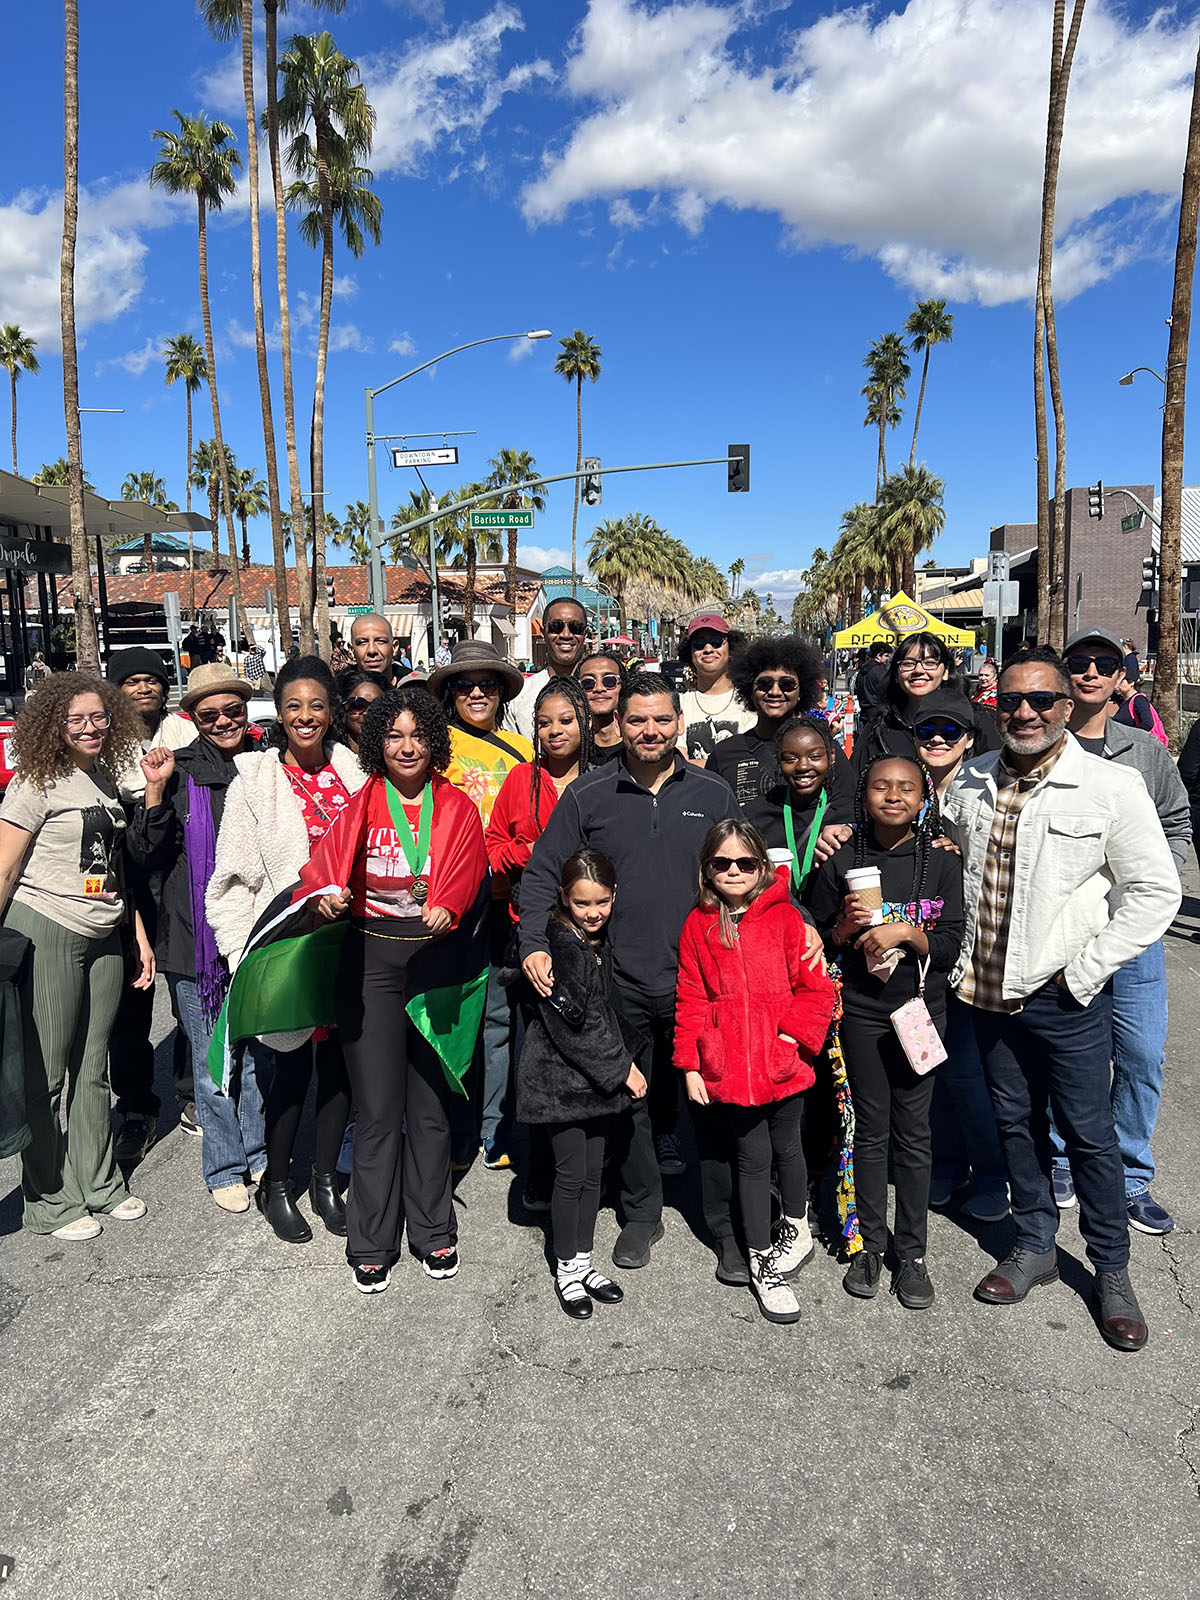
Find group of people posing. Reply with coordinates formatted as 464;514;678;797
0;599;1186;1349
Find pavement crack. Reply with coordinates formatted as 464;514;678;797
1175;1404;1200;1501
1158;1235;1196;1315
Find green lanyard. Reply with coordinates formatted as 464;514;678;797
783;788;827;895
384;779;433;878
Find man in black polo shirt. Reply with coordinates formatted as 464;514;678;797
520;672;744;1273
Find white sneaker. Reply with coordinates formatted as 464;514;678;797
749;1249;801;1324
770;1213;814;1276
51;1215;101;1242
212;1183;250;1214
105;1195;148;1222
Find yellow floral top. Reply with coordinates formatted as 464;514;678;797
445;722;534;897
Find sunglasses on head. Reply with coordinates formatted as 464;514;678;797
915;720;970;743
754;675;798;694
546;618;587;636
1064;653;1121;677
451;676;500;696
710;855;760;875
996;690;1070;713
580;672;620;690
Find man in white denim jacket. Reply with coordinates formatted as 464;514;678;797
942;649;1180;1354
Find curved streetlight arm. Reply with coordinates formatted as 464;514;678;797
1118;366;1166;386
368;331;552;402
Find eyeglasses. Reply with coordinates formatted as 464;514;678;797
451;677;500;696
345;695;378;713
1064;653;1122;677
915;720;970;743
192;702;247;728
63;711;112;731
546;618;587;636
995;691;1070;713
754;675;798;694
710;855;760;874
580;673;620;691
897;657;941;674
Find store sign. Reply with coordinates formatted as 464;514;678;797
0;533;71;575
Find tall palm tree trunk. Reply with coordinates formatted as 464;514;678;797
209;477;220;564
506;526;518;630
309;119;336;661
1034;280;1051;645
265;0;312;655
240;514;251;568
185;388;196;615
60;0;98;669
9;371;17;476
876;403;887;502
1154;33;1200;747
464;538;477;633
909;349;931;469
239;0;290;653
196;195;252;646
571;375;582;598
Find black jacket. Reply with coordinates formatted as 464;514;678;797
854;660;889;712
1179;719;1200;850
710;727;854;845
515;919;644;1124
126;737;246;979
518;752;742;997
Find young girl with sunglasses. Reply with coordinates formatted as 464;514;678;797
674;821;836;1323
808;758;964;1309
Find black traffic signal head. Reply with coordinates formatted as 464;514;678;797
581;457;602;507
1087;480;1105;518
728;444;749;493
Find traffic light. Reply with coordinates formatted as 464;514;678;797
728;443;749;493
1139;552;1157;609
581;458;602;507
326;573;336;606
1087;481;1105;519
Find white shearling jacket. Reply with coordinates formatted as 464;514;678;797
941;733;1181;1006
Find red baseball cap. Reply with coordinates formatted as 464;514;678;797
686;613;730;638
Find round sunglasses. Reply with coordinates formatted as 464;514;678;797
580;672;621;691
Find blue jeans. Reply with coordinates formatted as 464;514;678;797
168;974;272;1192
970;981;1128;1272
1049;941;1167;1198
931;994;1007;1195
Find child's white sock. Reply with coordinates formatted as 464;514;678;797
556;1254;586;1284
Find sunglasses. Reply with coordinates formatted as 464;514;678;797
193;702;248;728
710;855;760;875
580;673;621;691
546;618;587;636
345;695;378;713
915;720;970;743
1064;654;1122;677
754;675;799;694
690;632;726;649
451;677;500;696
995;690;1071;713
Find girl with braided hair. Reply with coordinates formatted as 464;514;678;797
808;756;964;1311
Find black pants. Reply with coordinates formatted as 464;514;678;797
840;1011;937;1260
109;972;192;1118
336;928;456;1268
611;982;734;1240
264;1033;351;1182
719;1093;807;1253
548;1117;613;1262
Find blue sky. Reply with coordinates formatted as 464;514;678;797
2;0;1197;614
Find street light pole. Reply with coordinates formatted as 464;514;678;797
364;329;552;615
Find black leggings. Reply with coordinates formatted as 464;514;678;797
264;1033;351;1181
548;1117;612;1262
718;1093;808;1253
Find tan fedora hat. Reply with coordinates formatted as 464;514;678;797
180;661;254;713
425;639;525;702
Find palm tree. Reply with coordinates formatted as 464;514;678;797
692;557;728;605
587;512;669;635
333;501;370;564
279;30;379;660
390;486;456;569
0;325;39;476
728;556;745;598
150;111;253;645
120;470;178;573
163;333;207;615
862;333;910;500
33;457;92;490
230;466;269;567
905;300;954;468
554;330;603;599
486;447;547;624
436;482;502;633
201;0;292;656
879;465;947;596
60;0;97;668
190;439;233;564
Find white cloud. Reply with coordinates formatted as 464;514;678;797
389;332;418;357
99;336;161;377
518;542;573;572
507;337;537;363
327;322;373;354
522;0;1197;304
334;274;359;300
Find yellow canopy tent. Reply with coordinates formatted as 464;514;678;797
833;592;975;650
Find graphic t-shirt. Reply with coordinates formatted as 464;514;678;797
679;688;757;764
349;783;431;921
284;762;351;846
2;767;127;937
445;723;533;830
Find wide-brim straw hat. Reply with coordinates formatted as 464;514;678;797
180;662;254;713
425;640;525;702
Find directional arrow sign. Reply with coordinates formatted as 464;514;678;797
390;446;459;468
469;509;534;529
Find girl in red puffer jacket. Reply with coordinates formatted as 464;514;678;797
674;820;836;1325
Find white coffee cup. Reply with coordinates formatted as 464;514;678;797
767;847;793;872
844;865;884;925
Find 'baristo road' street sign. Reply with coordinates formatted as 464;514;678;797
469;509;534;529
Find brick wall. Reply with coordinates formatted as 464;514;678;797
1063;483;1154;653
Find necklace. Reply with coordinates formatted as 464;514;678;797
693;683;737;716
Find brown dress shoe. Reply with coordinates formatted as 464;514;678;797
1095;1268;1149;1352
974;1247;1059;1303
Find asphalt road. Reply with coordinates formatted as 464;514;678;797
2;885;1200;1600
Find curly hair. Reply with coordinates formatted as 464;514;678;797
265;654;345;754
356;685;451;777
12;672;143;790
729;634;824;714
678;626;748;673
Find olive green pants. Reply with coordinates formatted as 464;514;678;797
5;901;126;1233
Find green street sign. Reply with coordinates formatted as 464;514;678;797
1121;512;1144;533
469;509;534;529
346;604;373;615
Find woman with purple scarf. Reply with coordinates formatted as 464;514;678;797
129;664;273;1214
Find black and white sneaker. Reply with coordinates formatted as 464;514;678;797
178;1102;202;1138
354;1263;390;1295
422;1247;459;1280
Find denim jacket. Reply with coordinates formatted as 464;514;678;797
941;733;1181;1006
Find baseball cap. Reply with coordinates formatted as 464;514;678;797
686;613;730;639
1063;625;1124;656
911;689;975;737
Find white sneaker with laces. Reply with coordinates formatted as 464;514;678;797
749;1249;801;1324
770;1213;814;1276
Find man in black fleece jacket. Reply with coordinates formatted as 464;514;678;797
520;673;743;1273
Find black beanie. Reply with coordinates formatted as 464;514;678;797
106;646;171;688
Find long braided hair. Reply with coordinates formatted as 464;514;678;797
528;675;594;833
852;754;941;922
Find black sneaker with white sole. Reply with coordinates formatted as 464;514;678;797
422;1247;460;1279
178;1102;202;1138
354;1263;391;1295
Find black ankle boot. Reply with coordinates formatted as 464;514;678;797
257;1179;313;1244
309;1171;348;1237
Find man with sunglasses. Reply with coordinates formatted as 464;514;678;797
941;647;1180;1350
1053;627;1189;1236
511;597;590;741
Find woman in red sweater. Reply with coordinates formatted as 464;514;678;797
674;820;836;1324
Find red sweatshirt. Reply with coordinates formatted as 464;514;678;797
484;763;561;921
673;879;836;1107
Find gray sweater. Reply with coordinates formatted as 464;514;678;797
1075;720;1190;872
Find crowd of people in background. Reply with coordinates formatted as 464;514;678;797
0;600;1193;1352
